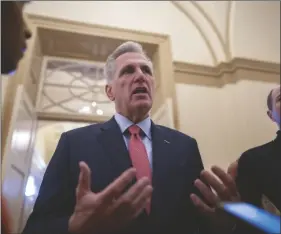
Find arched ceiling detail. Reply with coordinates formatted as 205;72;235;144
170;1;279;64
171;1;219;65
190;1;232;60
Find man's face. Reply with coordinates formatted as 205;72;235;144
268;86;281;127
105;52;155;120
1;1;32;74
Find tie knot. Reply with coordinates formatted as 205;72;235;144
128;125;140;135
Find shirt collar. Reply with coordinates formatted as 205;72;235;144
114;113;152;140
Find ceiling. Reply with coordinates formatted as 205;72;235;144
25;1;280;66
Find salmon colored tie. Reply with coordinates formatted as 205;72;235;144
128;125;152;214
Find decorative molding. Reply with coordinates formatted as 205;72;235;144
37;111;110;124
174;57;280;86
26;13;169;43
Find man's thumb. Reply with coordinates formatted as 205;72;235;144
76;161;92;199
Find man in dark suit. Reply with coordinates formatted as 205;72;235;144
22;41;239;234
236;86;281;214
1;2;32;234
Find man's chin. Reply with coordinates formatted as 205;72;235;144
132;101;152;114
135;100;151;108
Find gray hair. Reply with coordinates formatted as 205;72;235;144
104;41;152;83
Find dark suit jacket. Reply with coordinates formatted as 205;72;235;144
235;131;281;234
237;130;281;211
22;117;209;234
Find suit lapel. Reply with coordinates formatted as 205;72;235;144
151;123;173;211
151;122;173;182
97;117;133;179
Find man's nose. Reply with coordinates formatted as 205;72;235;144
135;68;146;81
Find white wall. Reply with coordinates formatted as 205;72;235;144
233;1;280;63
176;80;279;170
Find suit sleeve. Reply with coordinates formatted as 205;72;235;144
22;133;75;234
190;139;235;234
189;139;212;234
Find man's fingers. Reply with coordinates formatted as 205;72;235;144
131;185;153;217
194;179;219;205
98;168;137;206
227;162;238;179
132;196;152;219
76;161;92;199
190;193;214;214
110;177;152;217
200;170;230;201
211;166;239;198
117;177;152;216
120;177;151;204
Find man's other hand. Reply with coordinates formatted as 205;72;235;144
190;165;240;214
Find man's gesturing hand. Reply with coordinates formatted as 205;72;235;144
190;165;240;214
68;162;153;234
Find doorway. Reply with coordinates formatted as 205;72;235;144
20;120;93;230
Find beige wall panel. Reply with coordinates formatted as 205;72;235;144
174;59;280;170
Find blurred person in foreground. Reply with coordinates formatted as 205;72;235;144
236;86;281;216
1;1;31;74
22;41;240;234
1;1;32;234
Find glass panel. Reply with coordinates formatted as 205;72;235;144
38;58;115;117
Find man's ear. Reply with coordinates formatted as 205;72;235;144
105;84;115;101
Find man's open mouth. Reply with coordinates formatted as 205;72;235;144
132;87;148;95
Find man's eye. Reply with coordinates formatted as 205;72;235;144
121;66;135;75
142;66;152;75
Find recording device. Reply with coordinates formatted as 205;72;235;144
218;202;280;234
